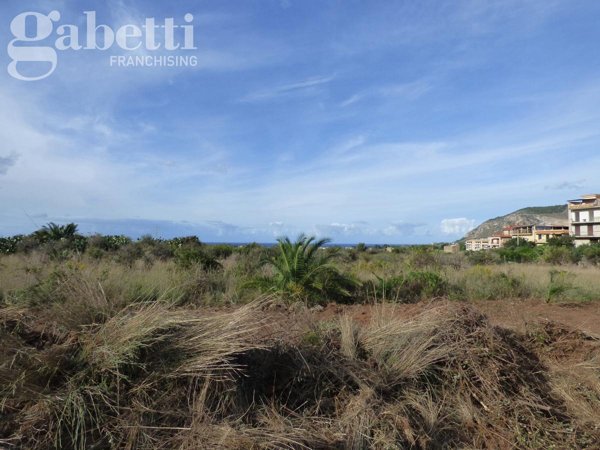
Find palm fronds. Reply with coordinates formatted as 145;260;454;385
256;234;358;304
34;223;79;242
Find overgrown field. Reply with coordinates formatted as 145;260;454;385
1;230;600;448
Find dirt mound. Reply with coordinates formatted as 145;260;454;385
1;301;599;449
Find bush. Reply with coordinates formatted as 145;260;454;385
174;245;221;271
42;239;77;261
405;247;438;269
576;244;600;266
355;243;367;252
0;235;24;255
206;244;235;260
467;250;502;265
115;243;144;267
543;246;577;265
88;234;131;252
149;241;175;260
546;270;577;303
370;270;449;303
15;235;40;254
547;235;575;248
497;245;543;263
168;236;203;250
460;266;530;300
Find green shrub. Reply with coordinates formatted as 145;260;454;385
15;235;40;253
543;246;577;265
42;239;76;261
149;241;174;260
115;243;144;267
174;245;221;271
253;234;358;305
88;234;131;252
371;270;449;303
207;244;235;260
497;245;543;263
460;266;530;300
168;236;202;250
7;268;66;307
546;270;576;303
0;235;24;254
576;244;600;266
547;235;575;248
405;247;438;269
467;250;502;265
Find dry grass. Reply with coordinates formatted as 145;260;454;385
2;252;600;448
4;291;598;449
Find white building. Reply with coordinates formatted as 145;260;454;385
568;194;600;246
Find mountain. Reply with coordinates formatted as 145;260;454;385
464;205;569;240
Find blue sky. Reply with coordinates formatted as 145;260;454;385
1;0;600;243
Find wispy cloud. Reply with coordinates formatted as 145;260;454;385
545;180;586;191
240;75;334;102
340;80;432;107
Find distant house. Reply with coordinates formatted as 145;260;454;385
466;224;568;251
491;227;513;248
532;226;570;245
465;238;491;252
443;244;460;254
568;194;600;246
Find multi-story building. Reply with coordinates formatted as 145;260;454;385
568;194;600;246
465;238;491;252
532;226;570;245
466;224;569;251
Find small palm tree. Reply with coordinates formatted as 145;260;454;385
34;222;79;242
257;234;357;304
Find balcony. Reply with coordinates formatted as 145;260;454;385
570;218;600;225
569;201;600;211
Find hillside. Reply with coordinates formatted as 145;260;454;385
464;204;569;240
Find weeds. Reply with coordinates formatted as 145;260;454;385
1;234;600;447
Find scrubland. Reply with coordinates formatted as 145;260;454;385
1;231;600;449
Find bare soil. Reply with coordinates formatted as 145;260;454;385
313;298;600;337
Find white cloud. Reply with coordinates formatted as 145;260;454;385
440;218;477;235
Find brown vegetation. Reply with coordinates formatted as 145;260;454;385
1;243;600;449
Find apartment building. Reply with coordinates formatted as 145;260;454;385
465;238;491;252
466;224;569;251
568;194;600;246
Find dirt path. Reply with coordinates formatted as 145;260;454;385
313;299;600;337
474;299;600;336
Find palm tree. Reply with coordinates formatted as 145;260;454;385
34;222;79;242
258;234;357;304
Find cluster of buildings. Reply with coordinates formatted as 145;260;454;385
465;194;600;251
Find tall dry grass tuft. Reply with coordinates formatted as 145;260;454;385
175;300;268;376
339;313;361;360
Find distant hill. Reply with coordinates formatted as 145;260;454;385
464;205;569;240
